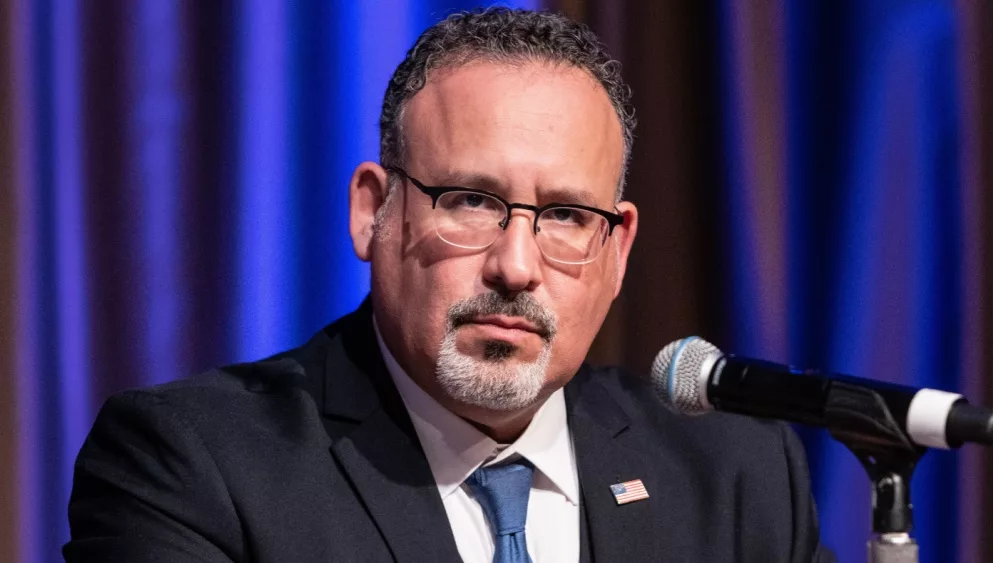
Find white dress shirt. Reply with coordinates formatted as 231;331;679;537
375;323;581;563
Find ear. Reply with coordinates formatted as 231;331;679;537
349;161;390;262
610;201;638;298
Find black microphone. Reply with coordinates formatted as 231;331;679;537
650;336;992;449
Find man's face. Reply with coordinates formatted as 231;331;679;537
351;60;638;428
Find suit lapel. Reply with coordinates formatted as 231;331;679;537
566;368;687;563
578;489;593;563
316;303;462;563
329;413;462;563
312;303;696;562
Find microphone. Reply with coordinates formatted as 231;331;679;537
650;336;992;449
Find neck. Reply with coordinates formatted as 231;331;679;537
462;405;541;443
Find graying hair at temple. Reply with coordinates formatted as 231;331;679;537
377;7;636;200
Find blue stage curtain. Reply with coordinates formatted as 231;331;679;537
715;0;987;561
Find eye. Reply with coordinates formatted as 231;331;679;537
549;207;586;224
437;191;505;216
459;193;485;208
440;191;489;210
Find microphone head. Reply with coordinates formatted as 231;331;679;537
650;336;724;415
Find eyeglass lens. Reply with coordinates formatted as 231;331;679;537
433;191;609;264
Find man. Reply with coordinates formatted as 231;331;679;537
65;8;833;563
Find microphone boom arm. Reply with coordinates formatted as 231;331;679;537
825;381;925;563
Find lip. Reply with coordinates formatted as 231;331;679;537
466;315;541;335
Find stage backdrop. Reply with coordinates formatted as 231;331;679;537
0;1;989;562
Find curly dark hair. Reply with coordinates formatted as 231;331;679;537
378;7;636;199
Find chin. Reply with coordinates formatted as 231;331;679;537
434;330;552;412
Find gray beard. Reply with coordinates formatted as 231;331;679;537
434;329;552;412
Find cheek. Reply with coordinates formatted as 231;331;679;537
392;254;488;345
546;264;617;364
562;256;617;317
557;296;609;344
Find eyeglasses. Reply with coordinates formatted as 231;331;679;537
386;167;623;265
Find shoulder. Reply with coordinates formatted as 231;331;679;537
575;363;804;470
572;364;827;561
67;328;352;561
98;328;335;452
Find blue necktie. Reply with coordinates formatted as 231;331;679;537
466;459;535;563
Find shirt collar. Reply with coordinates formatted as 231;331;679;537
374;317;579;505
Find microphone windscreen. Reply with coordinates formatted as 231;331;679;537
650;336;722;415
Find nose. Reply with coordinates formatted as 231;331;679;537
481;211;543;294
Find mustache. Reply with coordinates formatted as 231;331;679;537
447;292;558;342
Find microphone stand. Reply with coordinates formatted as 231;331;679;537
825;381;925;563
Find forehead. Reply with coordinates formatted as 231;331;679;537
400;60;623;205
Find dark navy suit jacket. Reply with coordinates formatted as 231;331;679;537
65;300;835;562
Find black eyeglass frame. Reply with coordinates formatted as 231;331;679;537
385;167;624;237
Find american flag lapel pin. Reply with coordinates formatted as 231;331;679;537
609;479;649;505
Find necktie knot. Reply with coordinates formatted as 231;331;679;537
466;459;534;562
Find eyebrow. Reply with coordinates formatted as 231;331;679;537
432;171;603;208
